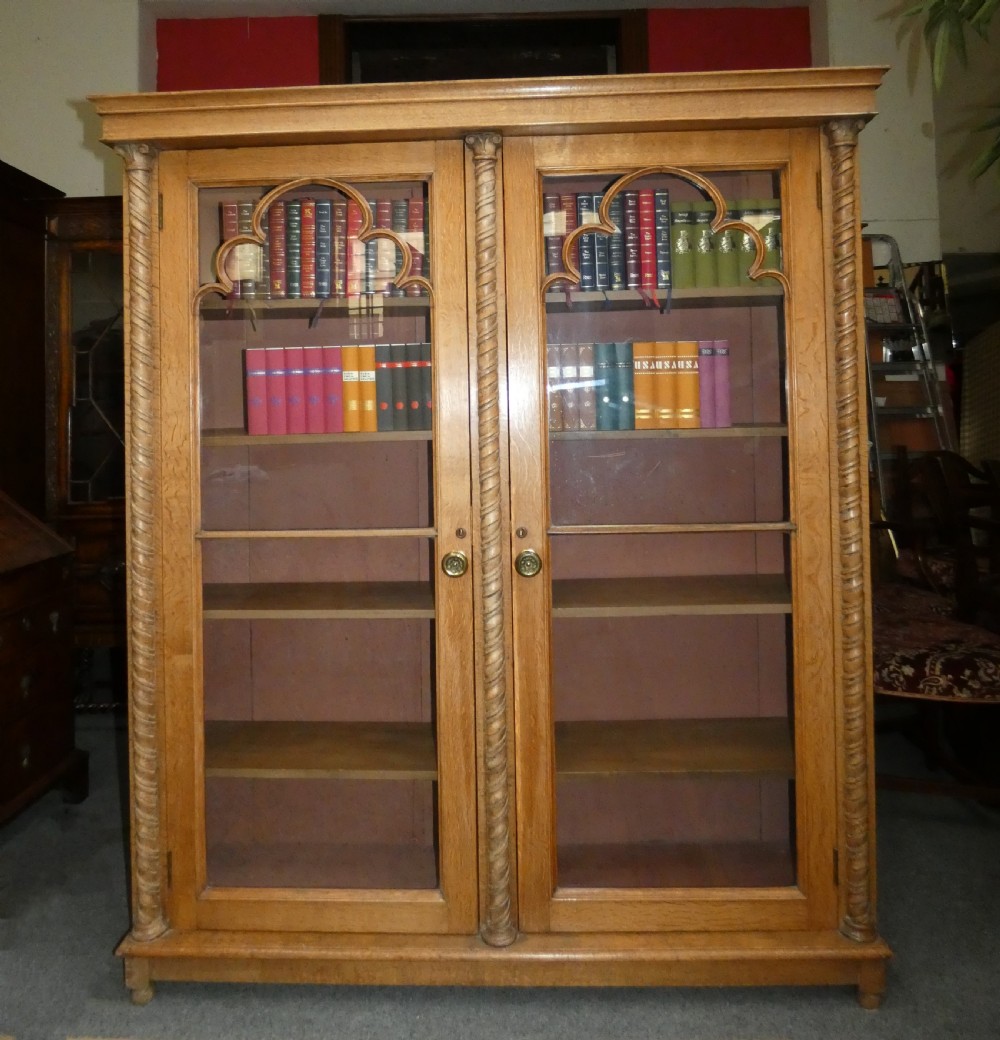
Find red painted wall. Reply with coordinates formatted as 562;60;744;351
647;7;812;73
156;17;319;91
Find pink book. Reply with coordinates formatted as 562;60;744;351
264;347;288;435
304;346;325;434
713;339;731;428
284;346;307;434
322;344;344;433
638;188;656;294
244;347;268;435
697;341;716;429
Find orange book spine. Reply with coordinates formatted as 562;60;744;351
674;339;701;429
341;344;361;432
357;343;377;432
631;341;658;430
652;340;678;429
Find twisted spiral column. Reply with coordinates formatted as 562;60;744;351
465;131;517;947
825;118;876;943
117;142;168;942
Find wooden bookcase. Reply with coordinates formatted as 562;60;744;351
92;68;891;1006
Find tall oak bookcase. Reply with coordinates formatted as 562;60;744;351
92;69;891;1006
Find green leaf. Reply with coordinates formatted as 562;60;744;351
969;132;1000;178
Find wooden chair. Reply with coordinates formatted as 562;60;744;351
872;450;1000;800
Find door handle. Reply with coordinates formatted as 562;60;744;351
514;549;542;578
441;550;469;577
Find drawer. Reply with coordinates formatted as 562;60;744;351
0;701;75;798
0;593;70;672
0;642;73;723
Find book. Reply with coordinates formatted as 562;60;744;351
592;193;610;291
244;347;268;435
219;200;241;297
547;343;564;431
697;341;716;428
692;201;716;289
714;205;740;288
559;192;579;283
406;196;426;297
615;340;635;431
654;189;671;291
264;346;288;435
303;345;325;434
375;343;394;432
268;199;287;299
593;342;618;431
674;339;700;429
259;206;270;300
637;189;656;298
346;199;365;297
736;199;761;286
315;198;332;298
631;341;658;430
374;198;395;295
543;193;566;283
558;342;580;431
299;197;316;298
405;341;426;430
713;339;732;427
652;340;678;429
418;340;432;430
364;199;379;294
622;190;641;290
607;193;625;291
358;343;377;431
576;342;597;431
341;343;361;432
669;203;695;290
284;346;307;434
322;345;344;433
285;199;302;298
576;194;596;291
236;200;258;299
390;198;409;296
331;198;347;298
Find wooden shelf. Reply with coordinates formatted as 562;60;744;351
552;574;791;617
203;716;791;783
202;428;432;446
205;720;436;779
556;839;795;889
203;581;434;618
552;423;787;440
200;295;430;318
544;285;783;310
556;717;794;778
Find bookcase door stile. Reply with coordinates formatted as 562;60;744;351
158;142;480;937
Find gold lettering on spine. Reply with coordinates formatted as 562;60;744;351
825;118;876;944
465;131;516;948
117;142;168;944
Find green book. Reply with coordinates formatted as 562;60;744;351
593;342;618;431
615;340;635;431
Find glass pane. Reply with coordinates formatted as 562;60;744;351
542;169;793;890
198;179;439;891
67;249;125;504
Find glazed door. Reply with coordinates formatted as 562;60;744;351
157;141;479;935
504;131;841;934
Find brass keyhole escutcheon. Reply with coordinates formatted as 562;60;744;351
514;549;542;578
441;550;469;578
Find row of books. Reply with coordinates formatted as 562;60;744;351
221;195;429;302
543;189;671;295
547;340;732;432
543;190;782;294
243;343;432;436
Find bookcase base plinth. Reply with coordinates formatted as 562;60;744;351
118;928;890;1004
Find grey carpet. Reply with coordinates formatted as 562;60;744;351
1;712;998;1039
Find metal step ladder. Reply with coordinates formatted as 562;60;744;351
863;233;955;522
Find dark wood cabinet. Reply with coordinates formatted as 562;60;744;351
0;490;87;824
44;197;126;649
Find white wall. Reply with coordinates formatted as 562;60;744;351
0;0;955;264
0;0;140;197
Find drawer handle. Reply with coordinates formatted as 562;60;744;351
441;550;469;578
20;744;31;770
514;549;543;578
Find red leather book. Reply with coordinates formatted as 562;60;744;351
284;346;307;434
299;198;316;299
543;193;565;283
303;346;325;434
321;345;344;433
268;199;287;299
264;347;288;435
638;189;656;296
244;347;268;434
558;193;578;281
406;197;426;296
219;200;240;297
